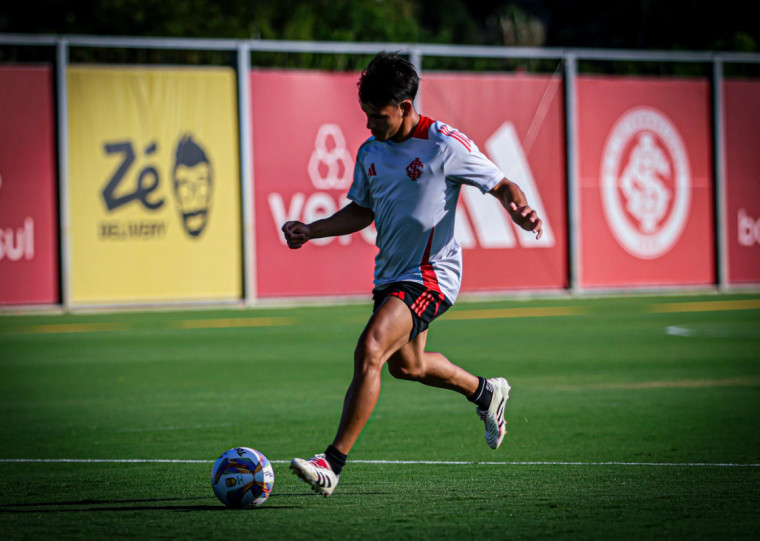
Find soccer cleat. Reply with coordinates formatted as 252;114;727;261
476;377;511;449
290;453;340;497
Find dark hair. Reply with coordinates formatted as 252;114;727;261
174;134;210;171
357;51;419;107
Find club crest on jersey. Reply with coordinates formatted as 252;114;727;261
406;157;424;182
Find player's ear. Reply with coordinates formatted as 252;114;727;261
400;100;413;116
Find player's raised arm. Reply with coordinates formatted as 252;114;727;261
488;178;543;240
282;201;375;249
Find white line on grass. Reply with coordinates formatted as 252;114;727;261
0;459;757;467
665;325;760;338
117;423;238;433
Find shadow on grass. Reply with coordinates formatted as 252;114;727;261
0;491;384;512
0;496;297;512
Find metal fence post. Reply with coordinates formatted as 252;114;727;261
56;37;71;310
563;52;581;294
237;41;256;306
410;45;423;113
712;57;728;291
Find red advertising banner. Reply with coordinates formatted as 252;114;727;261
252;70;567;298
0;66;59;305
724;80;760;284
422;73;567;292
577;76;715;288
251;70;375;298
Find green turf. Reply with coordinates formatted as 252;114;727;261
1;293;759;539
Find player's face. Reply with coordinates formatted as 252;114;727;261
361;102;405;142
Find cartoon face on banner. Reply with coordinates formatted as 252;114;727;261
172;134;213;237
600;107;691;259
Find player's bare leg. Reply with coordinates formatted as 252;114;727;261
386;329;479;395
291;297;412;496
332;296;413;455
291;295;507;496
388;321;511;450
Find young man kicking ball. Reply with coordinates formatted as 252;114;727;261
282;52;543;497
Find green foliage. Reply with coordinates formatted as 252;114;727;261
2;1;758;71
2;0;758;54
279;0;420;43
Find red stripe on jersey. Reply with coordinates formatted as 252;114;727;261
412;116;434;139
419;228;441;292
440;125;471;150
439;125;472;151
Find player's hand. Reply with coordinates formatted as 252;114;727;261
282;221;311;249
509;202;543;240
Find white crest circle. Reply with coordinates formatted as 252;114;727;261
600;107;691;259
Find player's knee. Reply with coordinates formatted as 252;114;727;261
353;335;386;373
387;360;424;381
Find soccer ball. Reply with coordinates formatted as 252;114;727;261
211;447;275;508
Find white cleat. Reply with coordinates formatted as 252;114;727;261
476;377;511;449
290;454;340;497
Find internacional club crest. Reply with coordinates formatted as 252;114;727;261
600;107;691;259
406;157;424;181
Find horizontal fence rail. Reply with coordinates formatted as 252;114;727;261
4;33;760;62
1;34;759;310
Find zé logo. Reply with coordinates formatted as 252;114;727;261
100;133;213;239
102;141;164;211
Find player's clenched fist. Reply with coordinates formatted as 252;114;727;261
282;221;311;249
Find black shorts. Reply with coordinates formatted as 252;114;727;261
372;281;453;341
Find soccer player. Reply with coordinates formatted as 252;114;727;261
282;52;543;497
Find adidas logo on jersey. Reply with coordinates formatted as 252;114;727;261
368;163;377;176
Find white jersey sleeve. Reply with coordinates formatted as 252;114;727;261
347;139;373;208
438;123;503;194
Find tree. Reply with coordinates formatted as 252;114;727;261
1;0;756;53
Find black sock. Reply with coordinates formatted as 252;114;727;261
324;444;347;475
468;377;494;410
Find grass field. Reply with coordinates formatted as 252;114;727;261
1;292;759;539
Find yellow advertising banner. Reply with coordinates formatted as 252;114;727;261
67;66;242;304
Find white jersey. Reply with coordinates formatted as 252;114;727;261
348;116;504;303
